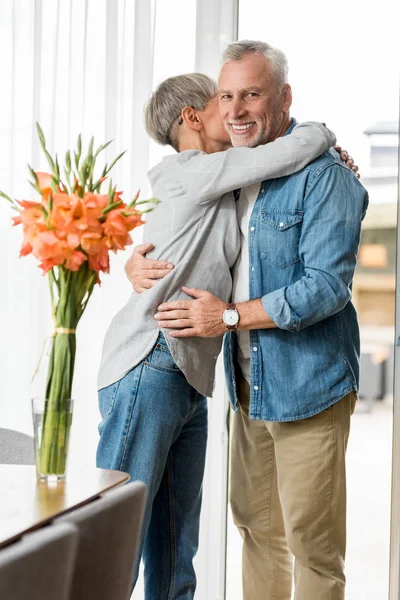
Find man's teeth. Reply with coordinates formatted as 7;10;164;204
231;123;254;130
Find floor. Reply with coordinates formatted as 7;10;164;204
226;396;393;600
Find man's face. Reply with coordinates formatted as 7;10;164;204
218;53;292;148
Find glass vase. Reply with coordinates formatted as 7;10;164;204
32;397;74;482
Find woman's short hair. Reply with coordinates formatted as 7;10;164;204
144;73;218;151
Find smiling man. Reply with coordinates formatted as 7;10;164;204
149;41;369;600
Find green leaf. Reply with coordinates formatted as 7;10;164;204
130;197;159;208
54;154;60;180
79;167;87;190
102;200;122;215
105;150;126;174
127;196;160;209
28;180;41;195
92;177;104;192
27;165;39;184
65;150;71;172
63;168;71;192
136;207;155;214
94;140;113;159
44;149;56;171
0;190;15;204
0;190;20;211
36;123;55;171
36;122;46;148
87;136;94;159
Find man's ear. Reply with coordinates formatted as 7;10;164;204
181;106;202;131
282;84;292;112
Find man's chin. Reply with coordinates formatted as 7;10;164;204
230;134;258;148
230;132;258;148
231;130;271;148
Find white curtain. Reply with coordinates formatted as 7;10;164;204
0;0;238;596
0;0;156;446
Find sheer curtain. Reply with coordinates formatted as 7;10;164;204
0;0;237;597
0;0;156;448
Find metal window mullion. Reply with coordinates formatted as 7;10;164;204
389;83;400;600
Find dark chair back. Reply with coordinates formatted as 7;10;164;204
57;481;146;600
0;522;78;600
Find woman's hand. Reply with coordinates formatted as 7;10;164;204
125;243;174;293
334;145;360;178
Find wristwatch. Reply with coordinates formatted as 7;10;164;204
222;303;240;331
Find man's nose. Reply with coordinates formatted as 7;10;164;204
229;98;246;120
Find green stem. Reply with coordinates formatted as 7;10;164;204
37;264;97;477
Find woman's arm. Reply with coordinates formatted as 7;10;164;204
175;121;336;205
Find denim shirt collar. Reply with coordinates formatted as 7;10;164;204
283;117;297;137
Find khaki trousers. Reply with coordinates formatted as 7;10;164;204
230;376;356;600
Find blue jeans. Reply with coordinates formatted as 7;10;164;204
96;333;208;599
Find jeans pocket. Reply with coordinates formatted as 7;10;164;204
98;380;120;419
145;334;181;374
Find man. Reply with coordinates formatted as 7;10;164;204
129;41;368;599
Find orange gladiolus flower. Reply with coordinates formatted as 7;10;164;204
36;172;53;192
11;184;145;275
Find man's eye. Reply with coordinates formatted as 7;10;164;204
220;95;232;100
245;92;259;99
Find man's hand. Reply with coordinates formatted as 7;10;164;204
125;243;174;293
334;145;360;179
155;286;227;338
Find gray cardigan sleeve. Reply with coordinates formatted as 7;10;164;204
174;122;336;205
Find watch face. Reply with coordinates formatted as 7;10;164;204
224;309;239;326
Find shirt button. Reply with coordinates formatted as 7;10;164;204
261;189;265;193
293;323;298;329
253;346;258;352
251;266;255;272
250;226;255;231
279;222;285;228
254;385;259;391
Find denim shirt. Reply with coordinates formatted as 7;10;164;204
224;119;369;422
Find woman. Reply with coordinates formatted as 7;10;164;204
96;72;334;599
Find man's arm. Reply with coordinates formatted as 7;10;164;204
177;122;335;205
154;292;275;338
155;165;368;337
260;164;368;332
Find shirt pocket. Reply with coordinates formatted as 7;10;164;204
259;209;304;269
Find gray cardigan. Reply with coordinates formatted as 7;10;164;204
97;122;335;396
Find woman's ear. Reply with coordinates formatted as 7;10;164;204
181;106;202;131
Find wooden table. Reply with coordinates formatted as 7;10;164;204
0;465;130;548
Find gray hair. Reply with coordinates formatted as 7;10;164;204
144;73;218;151
221;40;288;90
